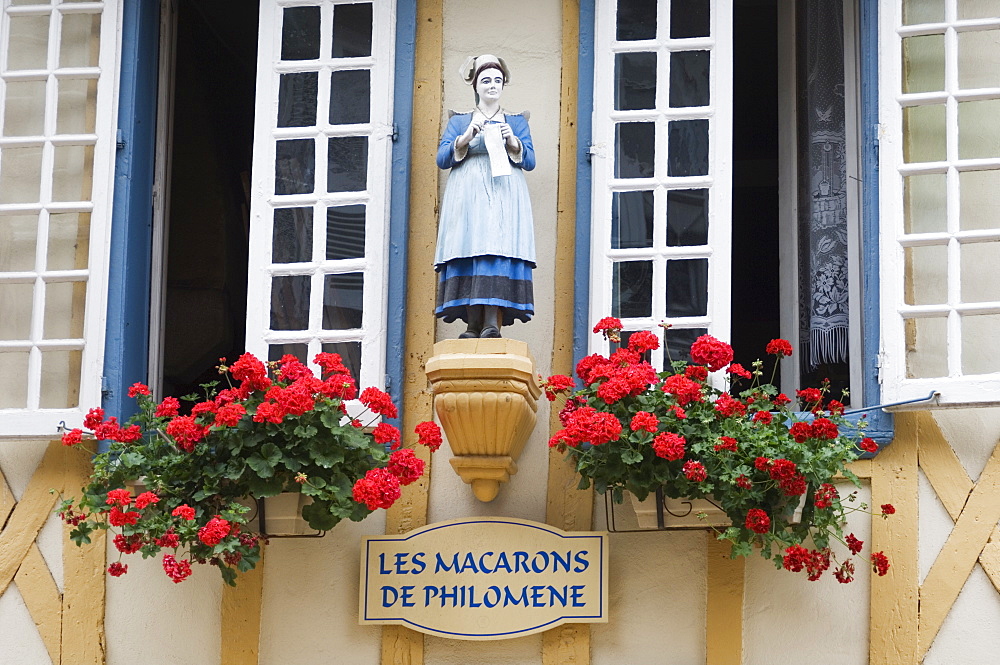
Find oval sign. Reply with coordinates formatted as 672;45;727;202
359;517;608;640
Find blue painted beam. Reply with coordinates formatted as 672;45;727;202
573;0;597;370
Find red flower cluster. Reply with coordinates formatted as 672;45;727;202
134;491;159;510
155;529;180;548
789;418;838;442
415;421;443;452
752;411;773;425
127;382;151;398
386;449;425;486
745;508;770;534
813;483;838;509
630;411;658;433
765;338;793;357
197;516;231;547
834;559;855;584
735;474;753;489
592;316;622;341
714;436;738;452
683;460;707;482
106;488;131;506
845;533;864;554
662;374;703;406
162;554;192;583
685;365;708;382
113;533;143;554
652;432;686;460
767;459;807;496
352;468;401;510
542;374;575;401
172;504;196;521
690;335;734;372
796;387;823;407
627;330;660;353
727;363;752;380
714;393;746;418
166;416;207;452
860;437;878;453
871;551;890;576
108;562;128;577
155;396;180;417
230;353;271;392
61;429;83;446
881;503;896;515
373;422;402;449
109;507;140;527
549;406;623;448
360;387;398;419
782;545;831;581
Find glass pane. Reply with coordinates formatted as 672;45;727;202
668;119;709;176
958;1;999;20
960;170;1000;231
904;245;948;304
331;3;373;57
57;78;97;134
962;314;1000;375
268;343;308;365
327;204;366;259
903;105;946;163
277;72;318;128
322;272;363;329
615;123;654;179
666;258;708;317
671;0;710;38
52;144;94;201
321;340;361;385
270;275;311;330
0;283;34;339
3;80;46;136
48;212;90;271
329;69;371;124
0;351;29;408
39;349;81;408
958;30;1000;90
903;0;943;24
663;327;707;367
904;174;946;233
272;208;313;263
667;189;709;246
0;214;38;272
281;6;321;60
902;35;944;94
612;261;652;318
44;281;85;338
275;139;315;195
611;191;653;249
327;136;368;192
0;146;42;204
961;242;1000;302
614;52;656;111
59;12;100;68
905;317;947;378
669;51;710;107
959;100;1000;160
6;15;49;71
616;0;655;41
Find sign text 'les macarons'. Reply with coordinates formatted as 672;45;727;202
359;517;608;640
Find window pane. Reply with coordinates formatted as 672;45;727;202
331;3;373;57
48;212;90;271
904;174;946;233
616;0;655;41
904;245;947;305
321;340;361;385
268;343;308;365
902;35;944;94
281;7;321;60
52;144;94;201
960;170;1000;231
667;189;709;246
329;69;371;124
669;51;710;107
663;327;707;367
611;191;653;249
57;78;97;134
59;12;100;68
670;0;710;38
614;52;656;111
958;100;1000;160
962;314;1000;375
905;317;947;378
0;214;37;272
44;281;85;338
0;351;29;408
666;258;708;317
6;15;49;71
327;136;368;192
272;208;313;263
961;242;1000;302
270;275;311;330
0;146;43;204
957;1;998;20
612;261;652;318
0;283;33;339
615;123;654;179
277;72;318;128
275;139;315;195
668;119;709;176
903;105;946;163
903;0;943;24
327;204;366;260
958;30;1000;90
323;272;363;329
3;80;46;136
39;350;81;408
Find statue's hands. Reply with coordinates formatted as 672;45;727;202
498;123;519;151
456;121;483;149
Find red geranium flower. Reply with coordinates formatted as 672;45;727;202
689;335;734;372
630;411;658;433
415;421;443;452
765;338;793;357
745;508;770;534
682;460;707;482
652;432;686;461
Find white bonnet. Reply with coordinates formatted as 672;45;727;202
458;54;510;84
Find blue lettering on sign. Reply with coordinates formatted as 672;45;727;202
573;550;590;573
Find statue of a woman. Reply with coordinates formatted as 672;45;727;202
433;54;535;339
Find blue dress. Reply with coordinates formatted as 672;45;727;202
434;111;536;326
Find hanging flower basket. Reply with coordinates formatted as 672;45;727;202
543;317;894;584
57;352;442;586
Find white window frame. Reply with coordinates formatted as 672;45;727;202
589;0;733;369
878;1;1000;407
246;0;395;394
0;1;121;437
